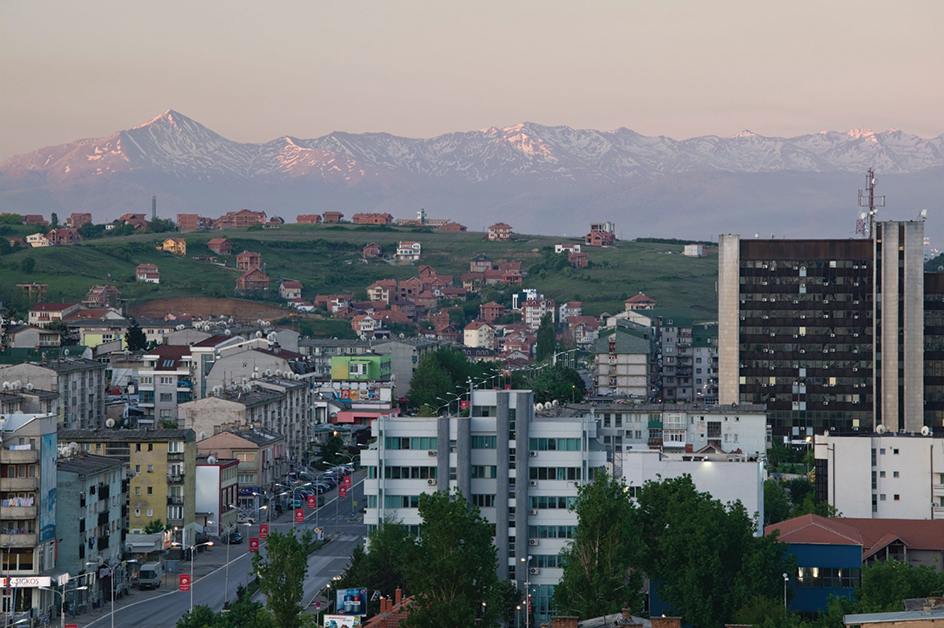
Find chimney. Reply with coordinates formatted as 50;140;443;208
395;587;402;605
651;618;682;628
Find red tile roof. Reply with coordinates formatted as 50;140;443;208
766;515;944;558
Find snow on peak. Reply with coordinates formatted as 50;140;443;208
846;128;876;140
733;130;756;138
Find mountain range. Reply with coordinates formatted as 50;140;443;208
2;111;942;241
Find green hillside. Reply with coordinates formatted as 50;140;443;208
0;224;719;319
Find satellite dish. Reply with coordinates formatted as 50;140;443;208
876;424;887;434
25;383;33;391
198;431;207;440
69;442;78;453
63;349;69;356
552;400;559;407
255;331;263;338
922;426;931;436
224;329;231;335
105;419;115;428
207;455;216;464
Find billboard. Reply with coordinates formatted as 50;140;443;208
40;433;57;542
334;588;367;616
323;616;361;628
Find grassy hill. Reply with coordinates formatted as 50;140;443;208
0;224;719;321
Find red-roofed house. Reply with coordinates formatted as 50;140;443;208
488;222;512;241
625;292;656;311
397;278;425;302
559;301;583;323
363;243;382;258
569;252;589;268
46;228;83;246
352;212;394;225
236;250;262;271
66;213;92;228
437;222;467;232
236;268;270;292
396;241;422;262
23;214;48;227
351;314;380;336
586;230;616;247
367;279;398;304
28;303;80;328
118;213;148;230
207;238;232;255
297;214;322;224
480;301;505;323
463;320;495;349
136;264;161;284
279;280;303;300
569;316;600;346
83;285;122;308
322;211;344;223
213;209;266;229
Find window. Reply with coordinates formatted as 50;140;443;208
796;567;860;589
894;495;900;501
893;471;899;478
472;494;496;508
879;471;886;478
237;452;256;462
160;376;173;384
893;449;899;455
147;465;153;473
471;466;497;479
147;487;153;495
384;437;437;450
237;474;255;484
880;494;886;501
160;410;173;418
472;436;497;449
136;444;142;452
146;508;153;517
135;508;141;517
168;441;183;453
135;465;141;473
134;487;141;495
160;393;173;402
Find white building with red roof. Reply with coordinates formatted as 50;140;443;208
28;302;80;328
136;263;160;284
278;280;303;300
463;320;495;349
624;292;656;311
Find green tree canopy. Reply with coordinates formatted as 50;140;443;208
536;313;555;362
764;480;792;527
554;470;644;619
402;490;500;628
511;364;585;405
407;348;496;411
635;475;791;628
335;516;415;616
252;529;313;628
126;317;148;351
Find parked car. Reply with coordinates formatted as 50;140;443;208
225;531;243;544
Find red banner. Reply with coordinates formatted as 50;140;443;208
342;475;352;489
295;508;305;523
307;495;317;509
179;574;190;592
339;486;348;498
460;400;469;410
259;524;268;539
249;537;259;552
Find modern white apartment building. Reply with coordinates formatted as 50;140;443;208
814;432;944;519
363;389;606;621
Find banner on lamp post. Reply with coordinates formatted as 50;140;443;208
339;486;348;498
307;495;317;509
295;508;305;523
179;574;190;592
249;537;259;552
259;524;269;539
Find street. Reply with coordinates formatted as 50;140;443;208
77;473;367;628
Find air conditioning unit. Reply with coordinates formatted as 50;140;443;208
529;480;537;487
529;451;538;457
529;568;540;575
529;509;537;516
427;450;437;457
427;479;437;486
529;538;539;546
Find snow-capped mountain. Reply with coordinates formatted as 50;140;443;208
1;110;942;240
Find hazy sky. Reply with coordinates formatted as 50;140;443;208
2;0;942;161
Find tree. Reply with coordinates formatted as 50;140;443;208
536;313;555;362
554;470;644;619
335;516;415;616
320;435;345;465
126;317;148;351
21;257;35;273
636;475;790;628
143;519;167;534
175;594;274;628
856;560;944;613
50;213;59;228
524;364;585;405
252;528;313;628
764;480;792;527
790;493;840;519
402;490;500;628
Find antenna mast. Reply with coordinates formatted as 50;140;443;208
152;194;157;221
856;167;884;238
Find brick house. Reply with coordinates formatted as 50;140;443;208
397;277;425;302
23;214;48;227
176;214;213;232
367;279;398;304
236;250;262;271
66;213;92;228
469;254;493;272
488;222;512;241
479;301;506;323
363;243;382;258
352;213;393;225
162;237;187;255
568;252;589;268
297;214;322;224
213;209;266;229
45;228;83;245
322;212;344;223
585;230;616;247
136;264;160;284
118;213;148;230
207;238;232;255
236;268;270;292
437;222;467;232
624;292;656;310
83;285;122;308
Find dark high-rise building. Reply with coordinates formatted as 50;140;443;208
719;220;925;437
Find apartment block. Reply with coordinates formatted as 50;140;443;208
0;358;106;429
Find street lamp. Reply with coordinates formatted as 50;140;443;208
521;554;533;628
222;510;251;609
37;586;85;628
171;541;214;615
782;572;789;610
86;561;120;628
276;482;312;528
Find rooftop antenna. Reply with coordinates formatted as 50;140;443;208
857;167;884;238
152;194;157;221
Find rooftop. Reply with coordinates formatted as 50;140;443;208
57;452;126;476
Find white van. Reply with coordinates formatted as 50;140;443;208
138;561;164;590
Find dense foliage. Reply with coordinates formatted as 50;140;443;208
252;529;314;628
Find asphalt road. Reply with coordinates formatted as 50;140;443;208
79;473;367;628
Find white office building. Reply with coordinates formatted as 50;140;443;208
814;432;944;519
363;389;606;621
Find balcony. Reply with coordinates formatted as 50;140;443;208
2;449;39;464
1;506;37;519
167;452;185;462
167;495;184;505
0;477;39;492
0;533;37;548
177;379;193;389
167;473;185;484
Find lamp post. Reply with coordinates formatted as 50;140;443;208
86;561;119;628
222;512;250;609
782;572;789;610
37;585;85;628
521;554;533;628
172;541;214;615
276;482;312;528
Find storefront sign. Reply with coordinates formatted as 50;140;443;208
0;576;51;588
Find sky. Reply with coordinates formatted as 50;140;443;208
2;0;942;161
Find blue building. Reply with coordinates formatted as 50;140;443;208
766;514;944;614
